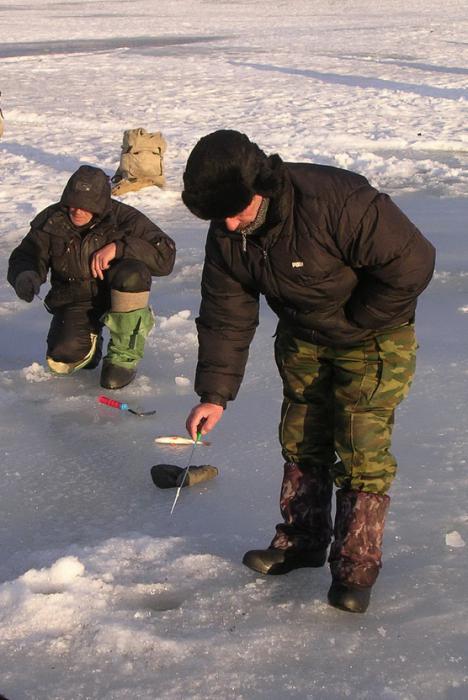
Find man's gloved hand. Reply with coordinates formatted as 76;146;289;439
14;270;42;302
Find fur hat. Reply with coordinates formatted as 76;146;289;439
61;165;111;216
182;130;284;220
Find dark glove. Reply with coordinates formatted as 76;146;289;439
150;464;219;489
14;270;42;302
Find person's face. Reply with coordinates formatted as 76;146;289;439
68;207;93;226
224;194;263;232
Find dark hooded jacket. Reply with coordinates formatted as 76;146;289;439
193;160;435;407
8;166;175;312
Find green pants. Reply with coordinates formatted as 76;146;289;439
274;324;417;495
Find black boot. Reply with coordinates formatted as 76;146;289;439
100;360;137;390
243;462;333;576
243;546;327;575
327;580;372;613
328;489;390;613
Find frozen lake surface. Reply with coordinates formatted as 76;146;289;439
0;1;467;698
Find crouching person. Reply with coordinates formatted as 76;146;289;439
8;165;175;389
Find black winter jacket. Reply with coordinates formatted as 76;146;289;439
8;199;175;312
194;161;435;407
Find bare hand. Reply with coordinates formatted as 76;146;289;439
90;242;117;280
186;403;224;441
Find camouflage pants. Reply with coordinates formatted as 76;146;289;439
274;323;418;495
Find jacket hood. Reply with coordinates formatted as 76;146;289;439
60;165;111;217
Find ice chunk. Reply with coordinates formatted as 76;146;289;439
21;362;51;382
445;531;466;548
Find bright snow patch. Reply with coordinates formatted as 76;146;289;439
21;362;52;382
175;376;191;386
445;531;466;548
21;556;85;593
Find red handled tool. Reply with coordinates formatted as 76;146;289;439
98;395;156;417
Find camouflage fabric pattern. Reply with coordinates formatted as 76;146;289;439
271;461;333;551
329;489;390;588
275;323;417;495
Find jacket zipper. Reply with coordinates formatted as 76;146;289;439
241;233;268;261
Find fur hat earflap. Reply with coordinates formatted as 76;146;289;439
253;154;284;198
182;130;284;220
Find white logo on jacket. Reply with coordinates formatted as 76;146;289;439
291;261;304;268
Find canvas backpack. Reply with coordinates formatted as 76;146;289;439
112;128;166;195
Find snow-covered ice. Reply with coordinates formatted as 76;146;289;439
0;0;467;698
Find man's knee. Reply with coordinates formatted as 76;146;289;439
109;259;152;293
279;398;335;468
333;407;397;494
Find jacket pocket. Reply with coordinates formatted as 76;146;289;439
50;238;68;257
371;324;418;406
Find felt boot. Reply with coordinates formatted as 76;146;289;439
328;489;390;613
243;462;333;575
47;332;100;375
100;307;154;390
